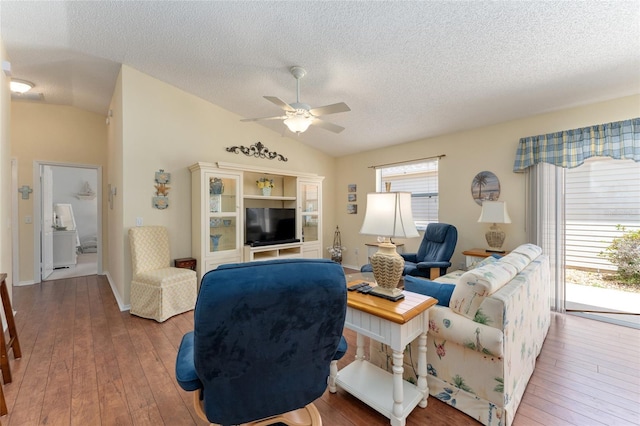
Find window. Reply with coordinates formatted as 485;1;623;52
376;159;439;230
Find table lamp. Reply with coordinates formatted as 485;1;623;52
478;201;511;252
360;192;419;297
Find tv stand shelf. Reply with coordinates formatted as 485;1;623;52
244;242;303;262
244;195;296;201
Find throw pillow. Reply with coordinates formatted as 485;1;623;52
404;275;455;306
449;262;518;319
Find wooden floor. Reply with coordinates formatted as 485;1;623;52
1;275;639;425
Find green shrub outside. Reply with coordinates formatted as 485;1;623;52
600;226;640;285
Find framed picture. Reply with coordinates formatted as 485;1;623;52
347;194;357;202
471;171;500;205
347;204;357;214
348;184;357;193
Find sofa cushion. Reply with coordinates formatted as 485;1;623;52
449;261;518;319
404;276;455;306
498;252;532;273
511;243;543;261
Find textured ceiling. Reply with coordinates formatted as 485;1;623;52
1;1;639;157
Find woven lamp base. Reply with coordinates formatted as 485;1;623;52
485;223;505;252
370;242;404;297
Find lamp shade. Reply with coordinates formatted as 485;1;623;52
478;201;512;224
360;192;419;238
284;115;313;133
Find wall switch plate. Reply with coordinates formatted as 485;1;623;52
136;217;143;226
25;215;32;224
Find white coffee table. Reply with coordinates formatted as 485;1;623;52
330;275;437;426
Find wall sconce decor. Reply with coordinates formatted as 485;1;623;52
18;185;33;200
153;169;171;209
225;141;288;162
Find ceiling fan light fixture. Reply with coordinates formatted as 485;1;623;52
284;115;313;134
10;79;34;94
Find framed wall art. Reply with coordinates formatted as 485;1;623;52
471;171;500;205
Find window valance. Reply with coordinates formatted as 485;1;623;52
513;117;640;172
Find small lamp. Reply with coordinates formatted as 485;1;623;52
360;192;419;297
478;201;511;252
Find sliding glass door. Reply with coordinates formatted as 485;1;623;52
528;159;640;325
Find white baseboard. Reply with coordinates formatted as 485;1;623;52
104;271;131;312
342;263;360;271
16;280;36;286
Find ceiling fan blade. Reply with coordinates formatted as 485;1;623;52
312;118;345;134
309;102;351;117
264;96;295;112
240;115;286;122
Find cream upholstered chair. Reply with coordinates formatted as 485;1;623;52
129;226;197;322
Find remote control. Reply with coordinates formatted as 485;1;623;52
348;282;367;291
357;285;373;294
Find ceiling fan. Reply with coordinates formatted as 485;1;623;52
241;66;350;134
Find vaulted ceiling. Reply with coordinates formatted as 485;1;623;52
2;1;639;156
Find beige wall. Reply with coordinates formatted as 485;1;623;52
336;95;640;271
1;39;13;302
106;70;125;304
112;66;337;307
11;103;108;282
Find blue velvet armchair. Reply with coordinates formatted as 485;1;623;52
175;258;348;426
361;223;458;280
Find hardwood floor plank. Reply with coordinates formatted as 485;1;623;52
87;276;133;426
71;276;101;426
39;279;77;425
515;401;577;426
528;369;640;423
122;315;197;425
536;358;640;394
6;278;640;426
8;282;62;425
529;383;638;426
146;320;206;424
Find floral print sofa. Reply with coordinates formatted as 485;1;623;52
369;244;550;426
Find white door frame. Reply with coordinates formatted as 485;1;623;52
32;161;103;283
11;159;19;285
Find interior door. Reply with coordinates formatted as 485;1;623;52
42;165;54;279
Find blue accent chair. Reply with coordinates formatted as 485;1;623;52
361;223;458;280
175;258;348;426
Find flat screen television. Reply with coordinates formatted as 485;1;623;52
245;208;298;247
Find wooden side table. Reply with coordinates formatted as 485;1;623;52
174;257;197;271
462;248;509;269
330;275;437;426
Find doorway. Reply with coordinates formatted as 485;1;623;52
33;161;102;282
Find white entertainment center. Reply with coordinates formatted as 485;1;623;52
190;162;324;281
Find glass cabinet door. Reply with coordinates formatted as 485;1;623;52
300;181;320;243
207;174;239;254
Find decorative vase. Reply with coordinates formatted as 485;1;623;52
370;242;404;296
210;178;224;195
210;234;222;251
262;187;272;196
